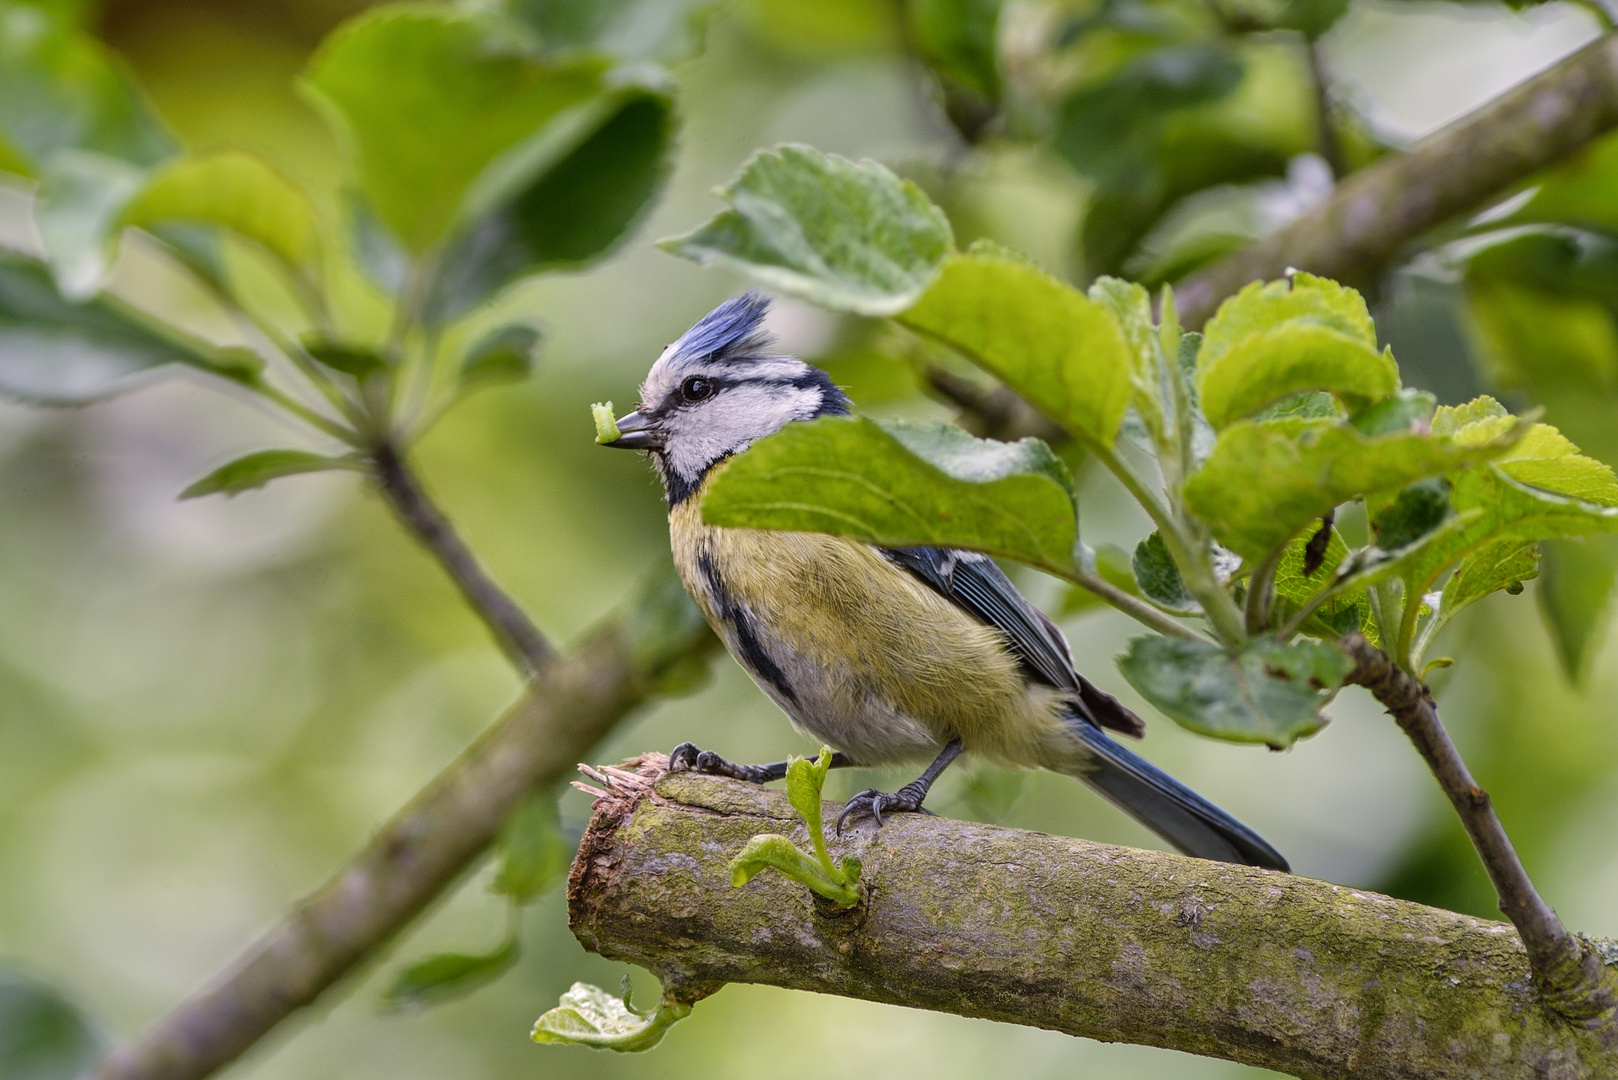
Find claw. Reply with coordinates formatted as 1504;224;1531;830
669;742;700;772
836;786;927;834
836;789;877;835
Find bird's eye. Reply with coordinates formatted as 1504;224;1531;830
681;376;715;402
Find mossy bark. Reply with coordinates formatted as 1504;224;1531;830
570;769;1618;1080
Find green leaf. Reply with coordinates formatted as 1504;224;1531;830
422;88;674;324
1388;402;1618;642
0;968;101;1080
1440;537;1541;623
0;2;173;177
784;750;833;846
1087;275;1173;447
1350;389;1436;437
304;339;386;380
34;150;147;299
1460;228;1618;313
730;748;860;907
1537;536;1618;683
905;0;1001;98
0;252;223;403
784;749;840;878
382;940;519;1011
1429;394;1508;437
346;190;409;295
300;7;612;253
1132;531;1196;614
1415;468;1618;632
120;149;323;285
1372;478;1453;549
502;0;721;63
728;833;858;903
1494;424;1618;505
660;144;953;316
490;791;569;903
180;450;360;499
897;252;1133;449
1183;417;1516;562
461;323;542;390
1116;634;1350;748
700;416;1078;576
1197;274;1399;430
1271;526;1371;639
1480;131;1618;238
531;981;691;1052
1053;44;1244;186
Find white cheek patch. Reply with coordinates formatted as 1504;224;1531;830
664;383;821;483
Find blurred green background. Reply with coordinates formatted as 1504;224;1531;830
2;0;1617;1077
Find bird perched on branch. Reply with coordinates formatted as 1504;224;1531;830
601;292;1288;871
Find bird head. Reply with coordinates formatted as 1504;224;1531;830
602;292;849;505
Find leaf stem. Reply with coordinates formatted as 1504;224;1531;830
1339;633;1618;1026
1091;443;1175;536
1244;545;1285;635
250;382;358;444
1060;564;1212;643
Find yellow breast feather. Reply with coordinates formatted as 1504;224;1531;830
670;485;1072;767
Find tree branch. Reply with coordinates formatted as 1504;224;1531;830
568;761;1618;1078
89;600;718;1080
1339;633;1618;1028
1176;33;1618;327
370;439;554;677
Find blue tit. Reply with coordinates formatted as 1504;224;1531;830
603;292;1288;871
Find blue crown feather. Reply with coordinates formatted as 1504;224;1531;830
676;291;774;364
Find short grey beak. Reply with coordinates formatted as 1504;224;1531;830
604;409;663;450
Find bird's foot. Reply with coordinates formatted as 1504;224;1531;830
667;742;783;785
835;780;935;834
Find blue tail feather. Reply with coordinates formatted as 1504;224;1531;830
1063;719;1289;872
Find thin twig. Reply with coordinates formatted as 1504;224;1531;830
1176;34;1618;326
1339;632;1618;1027
370;439;553;677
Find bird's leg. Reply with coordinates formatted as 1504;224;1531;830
668;742;854;784
837;738;964;834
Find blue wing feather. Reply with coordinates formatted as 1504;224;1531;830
880;544;1287;871
881;546;1145;738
